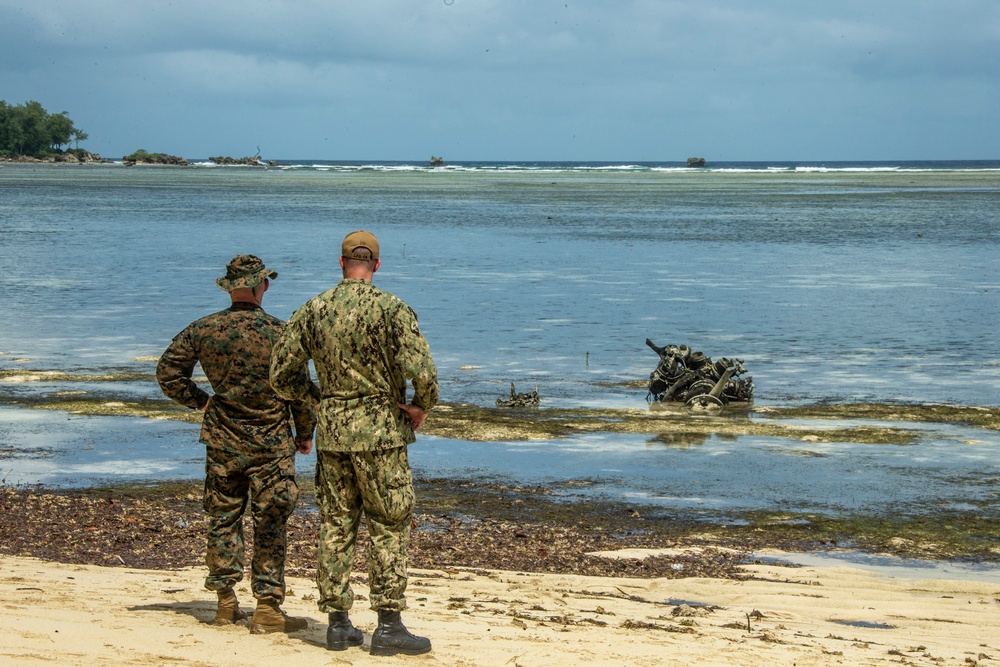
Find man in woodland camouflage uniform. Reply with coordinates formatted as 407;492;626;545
157;255;318;634
270;230;438;656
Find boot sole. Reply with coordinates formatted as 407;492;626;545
250;624;309;634
213;613;248;626
326;638;364;651
370;645;432;656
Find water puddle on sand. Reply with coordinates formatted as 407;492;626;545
754;549;1000;584
830;620;896;630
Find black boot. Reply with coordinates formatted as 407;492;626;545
370;610;432;656
326;611;364;651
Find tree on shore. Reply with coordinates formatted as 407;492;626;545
0;100;87;157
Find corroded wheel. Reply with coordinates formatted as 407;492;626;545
686;394;723;408
684;380;716;399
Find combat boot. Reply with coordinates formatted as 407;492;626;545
326;611;364;651
370;610;431;656
249;599;309;634
213;588;247;625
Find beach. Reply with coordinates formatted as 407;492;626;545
2;480;1000;665
1;162;998;664
4;552;999;666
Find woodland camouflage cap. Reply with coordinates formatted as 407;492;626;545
341;230;379;260
215;254;277;291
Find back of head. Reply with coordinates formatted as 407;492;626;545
341;230;380;278
342;230;379;260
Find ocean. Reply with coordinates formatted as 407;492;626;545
1;159;998;517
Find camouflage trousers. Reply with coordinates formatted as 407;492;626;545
315;447;414;613
203;447;298;603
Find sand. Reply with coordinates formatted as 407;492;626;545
3;551;998;667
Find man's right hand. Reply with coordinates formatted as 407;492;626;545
398;403;428;430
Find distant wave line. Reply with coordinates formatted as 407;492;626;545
129;160;1000;174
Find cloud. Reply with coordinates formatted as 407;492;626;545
2;0;998;159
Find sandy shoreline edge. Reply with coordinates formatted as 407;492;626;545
4;553;999;666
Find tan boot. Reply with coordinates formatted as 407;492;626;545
213;588;248;626
249;599;309;634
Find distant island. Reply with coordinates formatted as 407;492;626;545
117;151;285;167
208;155;277;167
0;100;100;163
209;155;261;166
1;150;105;164
122;149;189;166
120;151;280;167
0;100;286;167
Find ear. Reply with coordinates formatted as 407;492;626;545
339;256;347;270
373;259;381;273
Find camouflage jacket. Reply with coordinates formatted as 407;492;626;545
270;279;438;453
156;302;318;455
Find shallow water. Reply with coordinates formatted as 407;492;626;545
2;164;998;407
423;414;1000;517
0;407;202;486
3;402;999;528
1;163;999;510
755;549;1000;584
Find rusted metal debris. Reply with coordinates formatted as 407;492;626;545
496;382;540;407
645;339;753;410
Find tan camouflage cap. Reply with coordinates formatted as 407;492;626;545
341;230;379;260
215;254;278;291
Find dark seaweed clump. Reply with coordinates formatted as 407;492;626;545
3;476;998;580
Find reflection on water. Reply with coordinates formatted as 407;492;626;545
647;432;713;448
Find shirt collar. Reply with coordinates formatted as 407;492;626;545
229;301;263;311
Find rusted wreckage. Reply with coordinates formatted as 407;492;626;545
645;339;753;410
496;383;540;407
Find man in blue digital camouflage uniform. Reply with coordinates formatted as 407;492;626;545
270;230;438;656
157;254;318;634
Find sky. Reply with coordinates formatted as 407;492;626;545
2;1;999;162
